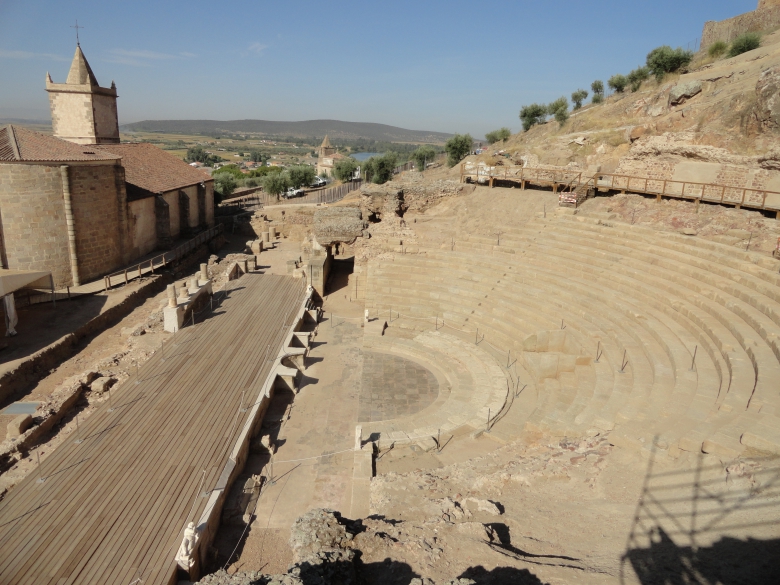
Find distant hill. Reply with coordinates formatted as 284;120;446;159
119;119;452;144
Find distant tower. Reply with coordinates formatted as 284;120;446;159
46;45;119;145
319;135;336;158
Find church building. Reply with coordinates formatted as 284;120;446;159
0;45;215;288
315;135;347;177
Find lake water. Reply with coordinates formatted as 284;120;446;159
351;152;382;161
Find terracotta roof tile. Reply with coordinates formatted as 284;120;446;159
96;143;212;193
0;125;119;162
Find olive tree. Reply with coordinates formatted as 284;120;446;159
444;134;473;167
333;157;359;182
519;103;548;131
571;89;588;110
411;145;437;171
484;127;511;144
287;165;316;188
262;172;290;198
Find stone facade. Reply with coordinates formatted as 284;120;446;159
702;3;780;49
0;161;128;287
0;164;71;286
67;163;126;281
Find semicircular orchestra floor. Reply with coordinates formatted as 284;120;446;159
358;351;439;422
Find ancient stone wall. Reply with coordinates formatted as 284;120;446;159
67;163;125;281
702;6;780;49
48;92;96;145
0;163;72;286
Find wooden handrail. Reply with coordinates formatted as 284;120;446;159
461;163;780;211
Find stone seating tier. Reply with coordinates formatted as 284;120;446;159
364;213;780;457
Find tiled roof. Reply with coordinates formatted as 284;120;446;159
0;125;119;162
96;143;212;194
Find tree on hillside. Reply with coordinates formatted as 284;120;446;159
519;104;548;131
262;172;290;198
287;165;316;188
646;45;693;81
411;145;437;171
484;128;511;144
333;158;359;182
444;134;473;167
547;97;569;126
571;89;588;110
627;66;650;92
591;80;605;104
608;74;629;93
728;32;761;57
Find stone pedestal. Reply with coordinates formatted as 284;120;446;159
261;232;270;244
269;226;276;240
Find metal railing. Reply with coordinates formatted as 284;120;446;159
102;224;223;292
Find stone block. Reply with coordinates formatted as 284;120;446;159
7;414;33;439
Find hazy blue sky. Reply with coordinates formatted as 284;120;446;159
0;0;757;137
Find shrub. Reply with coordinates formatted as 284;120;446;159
444;134;473;167
214;172;237;199
213;164;244;179
627;66;650;92
411;145;437;170
547;97;569;125
262;172;290;197
646;45;693;81
484;128;511;144
728;33;761;57
608;74;628;93
519;103;548;131
333;158;359;182
287;165;316;188
707;40;728;58
571;89;588;110
592;93;604;104
364;152;398;184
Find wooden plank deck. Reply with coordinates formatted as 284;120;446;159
0;273;305;585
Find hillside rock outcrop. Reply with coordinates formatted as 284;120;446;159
756;65;780;130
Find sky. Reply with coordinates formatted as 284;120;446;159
0;0;758;137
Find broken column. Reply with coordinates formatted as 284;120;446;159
167;284;177;308
269;226;276;240
200;263;208;281
354;425;363;451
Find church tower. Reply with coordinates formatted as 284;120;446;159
319;135;336;158
46;45;119;145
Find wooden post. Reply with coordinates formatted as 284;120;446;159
124;269;128;285
150;259;154;274
138;264;142;279
104;277;108;292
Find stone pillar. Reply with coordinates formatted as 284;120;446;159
188;277;199;294
178;282;189;300
247;257;256;271
167;284;177;308
200;263;208;280
261;231;270;244
269;226;276;240
60;165;80;286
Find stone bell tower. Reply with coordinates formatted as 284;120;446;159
46;45;119;145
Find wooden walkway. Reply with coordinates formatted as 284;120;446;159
0;273;305;585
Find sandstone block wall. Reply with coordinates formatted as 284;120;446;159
702;6;780;49
91;93;120;144
48;92;96;145
0;164;72;286
67;163;125;282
